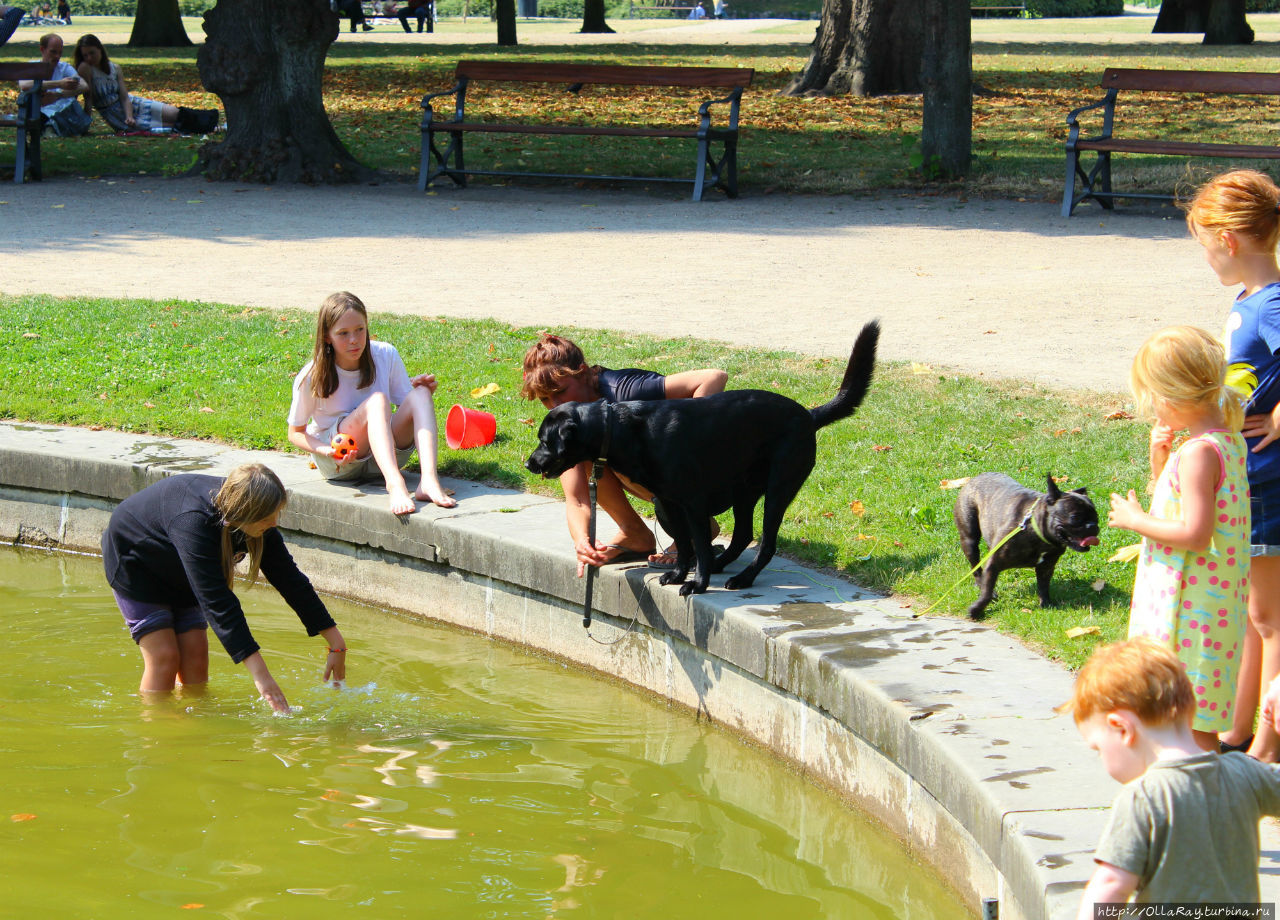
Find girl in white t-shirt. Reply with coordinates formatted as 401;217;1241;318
287;291;457;516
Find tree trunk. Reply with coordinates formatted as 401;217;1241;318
196;0;368;184
580;0;615;33
1154;0;1252;43
920;0;969;177
496;0;517;44
129;0;192;47
783;0;924;97
1204;0;1252;43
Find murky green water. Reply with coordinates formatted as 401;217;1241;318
1;548;971;920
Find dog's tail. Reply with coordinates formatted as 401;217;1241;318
809;320;880;430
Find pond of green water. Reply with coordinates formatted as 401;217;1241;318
1;547;972;920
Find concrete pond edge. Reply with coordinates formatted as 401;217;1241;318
5;421;1263;920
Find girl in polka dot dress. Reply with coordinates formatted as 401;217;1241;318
1109;325;1250;752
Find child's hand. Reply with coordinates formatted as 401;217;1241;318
410;373;438;393
324;648;346;684
1150;422;1175;453
1108;490;1144;533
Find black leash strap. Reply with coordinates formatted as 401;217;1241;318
582;404;612;630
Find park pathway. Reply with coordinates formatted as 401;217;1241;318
0;177;1222;394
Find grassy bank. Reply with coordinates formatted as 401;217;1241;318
0;292;1149;668
5;14;1280;196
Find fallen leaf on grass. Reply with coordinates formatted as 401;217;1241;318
1066;625;1101;639
143;402;155;409
518;418;535;426
1092;579;1106;592
940;477;970;490
1109;543;1141;564
910;362;932;375
822;511;834;518
1104;410;1134;421
199;407;214;414
470;383;500;399
848;500;865;515
871;445;893;453
21;332;38;339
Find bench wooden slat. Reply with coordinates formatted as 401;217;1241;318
1075;138;1280;159
1101;67;1280;96
0;61;54;81
428;121;703;139
454;60;753;89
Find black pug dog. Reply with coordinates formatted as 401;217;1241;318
952;472;1101;620
526;321;880;596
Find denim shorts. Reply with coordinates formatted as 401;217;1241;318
1251;475;1280;557
312;414;413;482
114;591;206;643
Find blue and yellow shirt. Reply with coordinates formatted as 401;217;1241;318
1225;281;1280;484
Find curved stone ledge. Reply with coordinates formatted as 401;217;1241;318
3;422;1273;920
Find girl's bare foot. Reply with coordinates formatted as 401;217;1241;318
415;482;458;508
389;489;417;516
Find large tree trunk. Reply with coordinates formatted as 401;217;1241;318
580;0;615;33
920;0;969;177
195;0;367;184
783;0;924;97
1154;0;1252;43
129;0;192;47
496;0;517;44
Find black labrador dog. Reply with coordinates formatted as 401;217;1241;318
526;321;879;595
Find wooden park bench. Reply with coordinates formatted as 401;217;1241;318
1063;68;1280;217
418;60;753;201
0;61;53;184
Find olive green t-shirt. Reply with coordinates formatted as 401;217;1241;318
1094;752;1280;902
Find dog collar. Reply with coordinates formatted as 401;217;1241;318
1021;499;1053;545
595;401;612;465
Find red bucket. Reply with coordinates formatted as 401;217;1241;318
446;404;497;449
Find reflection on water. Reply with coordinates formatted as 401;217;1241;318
0;547;972;920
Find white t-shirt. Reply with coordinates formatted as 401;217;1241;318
32;59;78;116
287;339;412;438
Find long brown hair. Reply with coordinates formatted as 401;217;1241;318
72;33;111;72
310;291;375;398
213;464;286;589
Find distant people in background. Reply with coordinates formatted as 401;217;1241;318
0;5;25;48
336;0;374;31
379;0;396;14
57;0;68;22
19;33;90;136
713;0;725;17
686;2;706;18
74;34;219;135
397;0;433;32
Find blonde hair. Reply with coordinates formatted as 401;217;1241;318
1129;325;1244;432
1184;169;1280;252
213;463;286;589
1062;637;1195;729
310;292;375;399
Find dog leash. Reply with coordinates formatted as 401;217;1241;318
913;501;1043;618
582;403;611;630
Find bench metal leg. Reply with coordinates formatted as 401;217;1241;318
13;122;26;184
421;129;467;191
28;124;40;181
1062;146;1078;217
722;137;738;198
692;135;708;201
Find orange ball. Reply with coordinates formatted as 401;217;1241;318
331;433;358;460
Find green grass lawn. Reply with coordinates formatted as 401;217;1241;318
0;292;1149;669
7;13;1280;196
